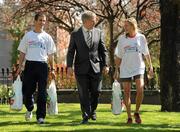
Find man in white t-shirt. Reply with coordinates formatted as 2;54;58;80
114;18;153;124
16;12;56;124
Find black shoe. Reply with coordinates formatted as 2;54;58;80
80;118;88;124
91;113;96;120
37;118;45;124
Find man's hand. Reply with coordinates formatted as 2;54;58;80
15;66;22;78
67;67;73;78
51;70;56;80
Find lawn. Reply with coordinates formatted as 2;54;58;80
0;104;180;132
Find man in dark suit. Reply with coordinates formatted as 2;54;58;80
67;11;108;124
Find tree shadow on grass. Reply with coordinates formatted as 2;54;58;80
0;107;180;132
0;110;24;116
96;108;162;113
1;121;179;132
0;117;180;132
0;121;35;126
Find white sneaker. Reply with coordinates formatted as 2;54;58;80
37;118;45;124
25;111;32;121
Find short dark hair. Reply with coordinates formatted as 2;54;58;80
34;12;46;21
81;11;96;23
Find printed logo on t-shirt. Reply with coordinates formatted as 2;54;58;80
124;43;138;53
28;40;46;50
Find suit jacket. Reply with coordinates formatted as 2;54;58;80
67;27;108;75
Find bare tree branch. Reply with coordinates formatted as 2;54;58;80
144;25;160;37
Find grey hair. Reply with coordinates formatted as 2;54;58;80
81;11;96;23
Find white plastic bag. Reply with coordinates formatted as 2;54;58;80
47;80;58;115
111;80;124;115
10;75;23;111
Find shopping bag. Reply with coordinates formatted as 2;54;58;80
111;80;124;115
10;75;23;111
47;80;58;115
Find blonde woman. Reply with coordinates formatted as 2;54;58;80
114;18;153;124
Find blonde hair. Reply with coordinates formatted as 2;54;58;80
125;17;138;33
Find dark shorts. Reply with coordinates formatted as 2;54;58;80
120;74;144;82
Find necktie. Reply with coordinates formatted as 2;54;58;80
86;31;92;48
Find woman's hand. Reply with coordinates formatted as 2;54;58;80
148;66;154;79
113;68;119;80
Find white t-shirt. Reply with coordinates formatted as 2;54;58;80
115;33;149;78
18;30;56;62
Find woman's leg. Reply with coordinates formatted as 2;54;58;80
134;75;144;124
122;81;132;119
135;77;144;113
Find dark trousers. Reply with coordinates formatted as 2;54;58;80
76;66;102;119
23;60;48;119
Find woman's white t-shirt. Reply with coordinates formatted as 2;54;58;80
115;33;149;78
18;30;56;62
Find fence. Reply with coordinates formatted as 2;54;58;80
0;66;160;104
0;68;13;104
50;66;160;90
0;66;160;89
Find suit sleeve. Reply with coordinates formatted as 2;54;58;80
98;30;108;67
66;32;76;67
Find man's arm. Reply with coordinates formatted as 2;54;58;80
19;52;26;68
98;30;108;67
67;32;76;68
48;54;55;71
48;53;56;79
98;30;109;74
16;52;25;76
66;32;76;77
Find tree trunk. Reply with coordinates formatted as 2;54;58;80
108;19;115;84
160;0;180;111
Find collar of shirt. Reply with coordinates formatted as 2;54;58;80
82;26;93;45
82;26;93;33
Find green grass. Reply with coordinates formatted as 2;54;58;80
0;104;180;132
